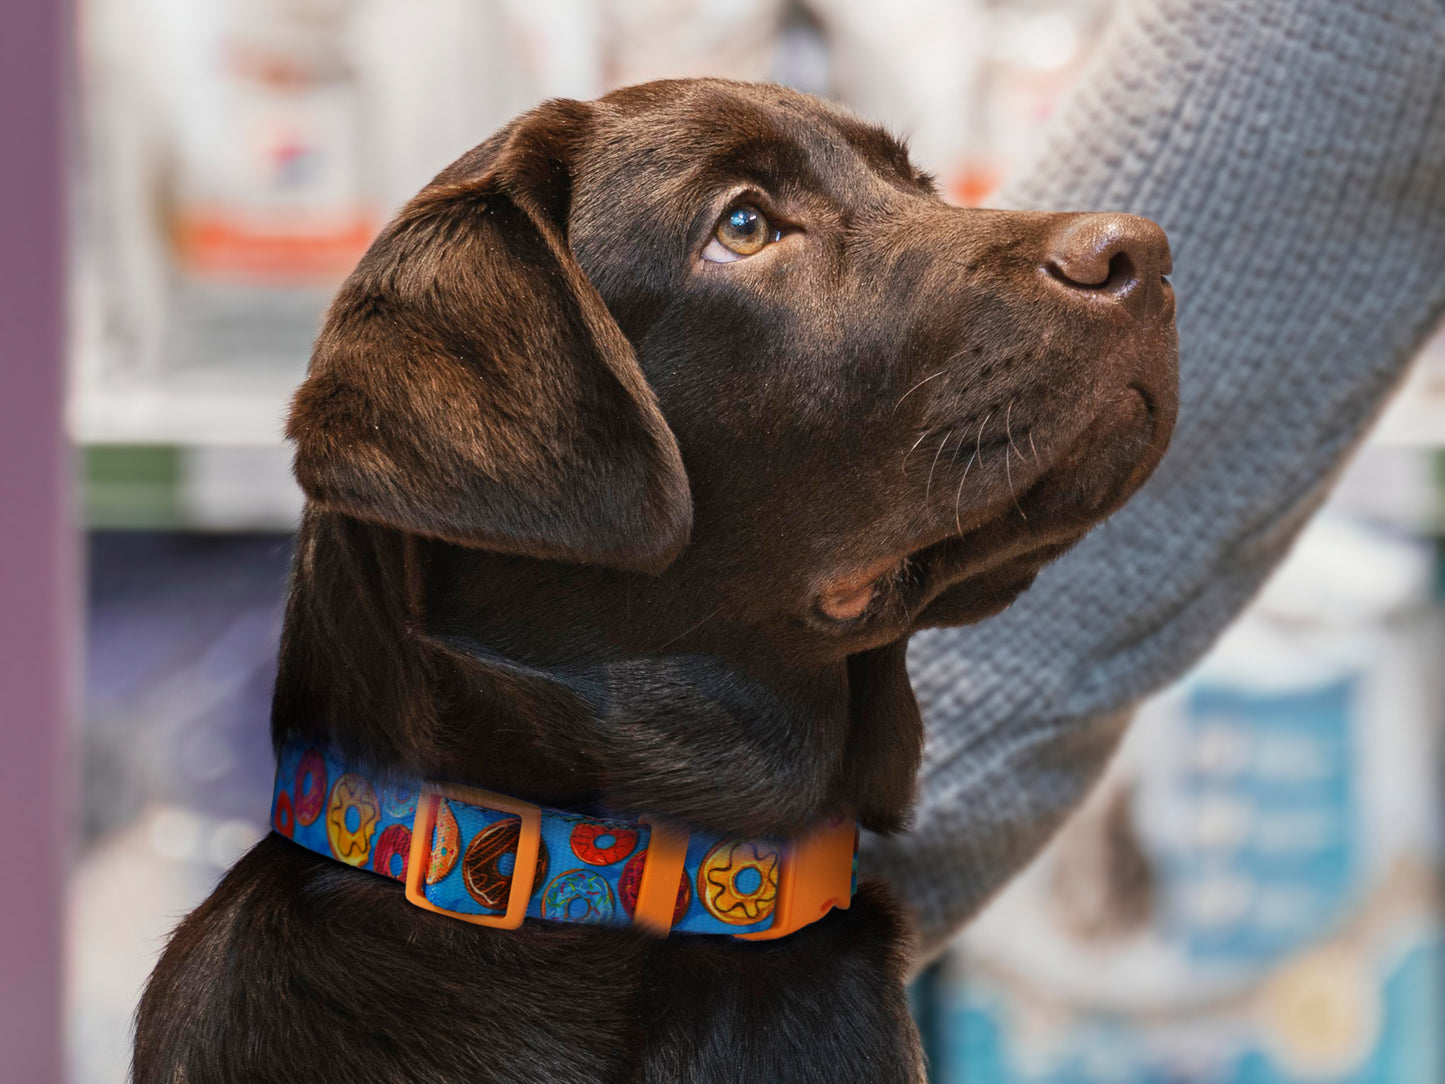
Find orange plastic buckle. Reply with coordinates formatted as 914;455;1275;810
404;782;542;930
736;817;857;942
632;817;691;936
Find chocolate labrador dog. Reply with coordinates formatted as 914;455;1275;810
134;79;1176;1083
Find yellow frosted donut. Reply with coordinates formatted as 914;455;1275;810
697;840;780;925
326;773;380;867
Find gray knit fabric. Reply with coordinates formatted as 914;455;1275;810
863;0;1445;964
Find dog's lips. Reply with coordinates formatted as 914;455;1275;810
904;528;1075;620
816;554;901;621
810;433;1080;632
809;525;1058;637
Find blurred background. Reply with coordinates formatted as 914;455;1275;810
48;0;1445;1080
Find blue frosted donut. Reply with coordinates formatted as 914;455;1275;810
541;869;615;925
381;782;418;820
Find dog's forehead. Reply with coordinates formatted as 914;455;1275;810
587;80;928;204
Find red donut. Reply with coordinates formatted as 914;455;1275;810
618;848;690;924
273;790;295;838
293;749;327;827
371;823;412;881
570;821;638;866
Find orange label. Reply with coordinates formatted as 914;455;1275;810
172;208;376;283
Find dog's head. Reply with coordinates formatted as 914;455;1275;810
284;80;1176;834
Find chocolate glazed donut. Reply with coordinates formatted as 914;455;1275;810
463;819;549;911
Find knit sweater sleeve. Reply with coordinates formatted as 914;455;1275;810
860;0;1445;964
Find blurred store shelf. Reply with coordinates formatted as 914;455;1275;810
69;353;304;531
70;378;291;447
79;443;302;532
69;346;1445;449
66;327;1445;534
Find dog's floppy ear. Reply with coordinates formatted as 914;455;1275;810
287;99;691;574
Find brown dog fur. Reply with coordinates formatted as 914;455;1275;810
134;79;1176;1083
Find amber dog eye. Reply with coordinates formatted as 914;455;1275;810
703;205;780;263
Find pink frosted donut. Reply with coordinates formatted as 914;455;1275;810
293;749;327;827
618;849;690;924
371;823;412;882
273;790;295;839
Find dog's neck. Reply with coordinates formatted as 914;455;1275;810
271;512;922;838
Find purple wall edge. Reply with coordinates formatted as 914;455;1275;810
0;0;73;1081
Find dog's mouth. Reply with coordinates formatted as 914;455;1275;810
810;376;1174;637
812;524;1072;634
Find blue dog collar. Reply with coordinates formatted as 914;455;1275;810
270;741;858;939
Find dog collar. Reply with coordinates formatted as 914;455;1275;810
270;740;857;939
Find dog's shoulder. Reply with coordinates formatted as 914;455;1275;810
631;881;925;1084
133;835;645;1084
135;839;920;1084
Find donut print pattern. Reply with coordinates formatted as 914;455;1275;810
371;823;412;881
326;773;380;867
293;748;327;826
570;821;638;866
618;848;690;925
426;799;461;884
272;790;295;838
462;818;550;912
542;869;615;924
270;739;859;934
697;839;780;925
381;782;418;820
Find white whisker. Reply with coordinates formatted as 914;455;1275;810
1005;444;1028;521
925;430;953;502
1005;398;1025;461
973;410;993;464
901;429;932;474
891;371;945;417
953;472;970;537
952;411;992;535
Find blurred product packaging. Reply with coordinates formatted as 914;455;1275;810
951;0;1111;206
165;0;374;369
933;517;1444;1083
80;0;375;398
170;0;372;284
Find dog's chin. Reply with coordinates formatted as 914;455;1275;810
914;367;1175;617
811;384;1173;642
908;548;1055;628
913;442;1165;626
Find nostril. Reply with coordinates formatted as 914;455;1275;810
1048;251;1136;293
1051;212;1173;313
1102;252;1135;291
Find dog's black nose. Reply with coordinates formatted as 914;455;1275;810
1044;213;1172;320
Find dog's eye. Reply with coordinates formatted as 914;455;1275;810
703;205;779;262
